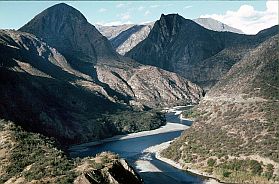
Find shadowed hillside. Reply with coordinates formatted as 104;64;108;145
162;34;279;183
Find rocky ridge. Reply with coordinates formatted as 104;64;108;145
97;18;243;55
162;34;279;183
126;14;278;89
193;18;243;34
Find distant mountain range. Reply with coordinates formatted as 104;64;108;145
193;17;243;34
96;17;243;55
126;14;278;89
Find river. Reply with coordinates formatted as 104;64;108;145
69;107;212;184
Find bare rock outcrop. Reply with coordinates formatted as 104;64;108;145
96;61;203;107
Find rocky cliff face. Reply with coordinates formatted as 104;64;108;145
97;18;243;56
126;14;278;89
162;35;279;183
19;3;118;65
95;60;203;107
74;153;143;184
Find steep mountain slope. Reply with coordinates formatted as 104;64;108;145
162;35;279;183
0;120;142;184
18;4;203;108
95;61;202;107
193;18;243;34
0;4;204;143
97;18;242;55
110;23;154;55
126;14;278;89
0;29;126;144
19;3;118;65
0;29;200;144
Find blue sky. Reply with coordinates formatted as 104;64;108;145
0;1;277;34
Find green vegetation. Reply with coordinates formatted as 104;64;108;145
181;106;200;119
207;158;216;167
106;110;165;134
0;120;141;183
0;121;77;183
162;100;279;183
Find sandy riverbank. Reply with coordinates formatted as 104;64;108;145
69;122;189;152
69;107;190;152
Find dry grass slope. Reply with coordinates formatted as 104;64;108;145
162;35;279;183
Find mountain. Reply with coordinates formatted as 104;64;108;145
0;28;202;143
19;3;118;66
97;18;243;56
18;3;203;108
0;4;204;182
0;29;200;184
110;23;154;55
193;18;243;34
96;23;154;55
126;14;278;89
95;60;202;107
1;4;204;144
0;29;122;144
162;34;279;183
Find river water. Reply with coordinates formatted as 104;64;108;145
70;107;209;184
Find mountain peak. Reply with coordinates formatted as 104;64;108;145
20;3;117;65
27;3;88;24
157;13;199;32
159;13;185;25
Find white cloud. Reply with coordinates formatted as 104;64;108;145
120;12;131;20
200;0;278;34
150;4;173;8
98;8;107;13
122;14;130;20
116;3;125;8
165;3;173;7
150;5;160;8
138;6;144;11
117;12;131;21
116;2;131;9
183;5;192;10
144;10;151;16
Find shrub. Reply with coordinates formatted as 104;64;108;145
207;158;216;167
223;170;231;177
249;160;262;175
